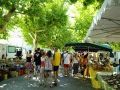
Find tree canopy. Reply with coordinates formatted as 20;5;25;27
1;0;119;51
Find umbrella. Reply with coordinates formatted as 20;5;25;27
101;44;114;57
65;42;112;52
84;0;120;42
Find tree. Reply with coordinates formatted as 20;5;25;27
69;0;104;42
0;0;47;38
17;0;70;50
0;0;16;38
3;0;119;51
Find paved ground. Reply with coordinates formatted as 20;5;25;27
0;67;94;90
0;74;94;90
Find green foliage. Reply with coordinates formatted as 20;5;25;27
110;43;120;51
70;0;78;3
83;0;104;8
83;0;94;7
15;0;69;49
36;2;69;48
0;8;3;27
71;0;104;42
74;8;94;41
0;32;8;39
3;0;120;51
45;3;67;28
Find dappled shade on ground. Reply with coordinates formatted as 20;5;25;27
0;75;93;90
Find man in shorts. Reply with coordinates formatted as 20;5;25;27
33;48;42;76
63;51;72;76
52;48;61;85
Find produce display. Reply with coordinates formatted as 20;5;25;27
89;52;113;72
101;74;120;90
0;60;26;81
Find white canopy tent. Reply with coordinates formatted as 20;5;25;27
84;0;120;42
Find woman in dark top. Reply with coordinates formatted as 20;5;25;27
25;50;33;78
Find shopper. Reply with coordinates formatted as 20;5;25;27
44;50;53;87
33;48;42;76
25;50;33;79
72;53;79;77
52;48;61;85
83;53;89;78
39;51;46;85
63;51;71;77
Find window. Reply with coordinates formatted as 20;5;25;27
8;46;16;53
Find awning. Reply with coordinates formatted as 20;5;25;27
65;42;112;52
84;0;120;42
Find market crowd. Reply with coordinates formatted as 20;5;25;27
25;48;90;87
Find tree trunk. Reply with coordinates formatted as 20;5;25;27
0;5;16;32
32;32;37;52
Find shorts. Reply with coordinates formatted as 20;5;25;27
73;63;79;74
53;66;59;71
44;70;52;72
64;64;69;68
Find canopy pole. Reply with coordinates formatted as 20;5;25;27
88;47;89;62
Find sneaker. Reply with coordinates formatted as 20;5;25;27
50;84;53;88
54;82;57;86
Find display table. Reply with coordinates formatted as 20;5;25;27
96;72;116;90
89;66;114;89
0;61;26;81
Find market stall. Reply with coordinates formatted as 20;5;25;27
65;42;114;89
65;42;113;71
0;59;26;81
84;0;120;42
96;72;120;90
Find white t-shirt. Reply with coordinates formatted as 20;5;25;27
63;53;71;64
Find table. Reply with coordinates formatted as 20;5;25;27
96;72;115;90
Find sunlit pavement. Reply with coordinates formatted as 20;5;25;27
0;73;94;90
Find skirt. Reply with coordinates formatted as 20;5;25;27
25;62;33;70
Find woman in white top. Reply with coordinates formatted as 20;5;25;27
63;51;72;76
44;50;53;87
